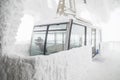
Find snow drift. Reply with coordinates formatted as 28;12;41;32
0;46;92;80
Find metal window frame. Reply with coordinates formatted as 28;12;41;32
91;28;96;57
30;19;101;56
34;29;67;32
64;19;73;50
31;23;68;55
43;26;49;55
98;29;102;54
45;26;67;55
69;22;87;48
34;22;69;27
84;26;87;45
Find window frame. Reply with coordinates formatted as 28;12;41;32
30;19;101;56
30;22;68;55
68;22;87;49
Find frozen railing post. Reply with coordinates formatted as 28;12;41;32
0;0;23;55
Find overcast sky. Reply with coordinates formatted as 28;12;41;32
16;0;120;42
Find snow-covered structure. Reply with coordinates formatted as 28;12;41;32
0;0;120;80
0;0;23;55
30;18;101;57
0;1;92;80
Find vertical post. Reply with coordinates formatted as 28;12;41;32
62;33;64;50
95;29;97;56
55;33;57;45
65;19;73;50
84;26;87;46
100;30;102;43
91;28;97;57
99;29;102;53
57;0;65;15
84;0;87;4
93;29;96;57
44;26;49;55
69;0;76;12
94;29;96;50
0;35;1;53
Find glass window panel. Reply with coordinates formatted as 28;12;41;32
91;29;96;56
46;24;67;54
70;24;85;49
96;30;100;52
34;26;47;31
87;27;92;45
30;26;47;55
91;29;96;47
49;24;66;30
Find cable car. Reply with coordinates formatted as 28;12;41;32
30;18;101;57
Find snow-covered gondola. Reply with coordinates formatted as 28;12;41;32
30;18;101;57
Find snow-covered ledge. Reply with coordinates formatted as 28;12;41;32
0;46;92;80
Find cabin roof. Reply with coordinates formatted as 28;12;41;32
34;17;100;29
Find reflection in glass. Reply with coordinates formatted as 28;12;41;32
31;26;47;55
30;24;67;55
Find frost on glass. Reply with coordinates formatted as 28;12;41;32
70;24;85;49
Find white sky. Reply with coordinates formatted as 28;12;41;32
16;0;120;42
101;8;120;41
16;14;34;43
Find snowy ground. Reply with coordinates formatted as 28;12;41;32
65;42;120;80
0;42;120;80
85;42;120;80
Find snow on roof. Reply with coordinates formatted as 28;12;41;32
34;17;70;26
34;16;100;29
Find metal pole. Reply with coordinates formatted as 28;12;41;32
84;26;87;45
67;19;73;50
44;26;49;55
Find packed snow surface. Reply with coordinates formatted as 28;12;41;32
0;43;120;80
